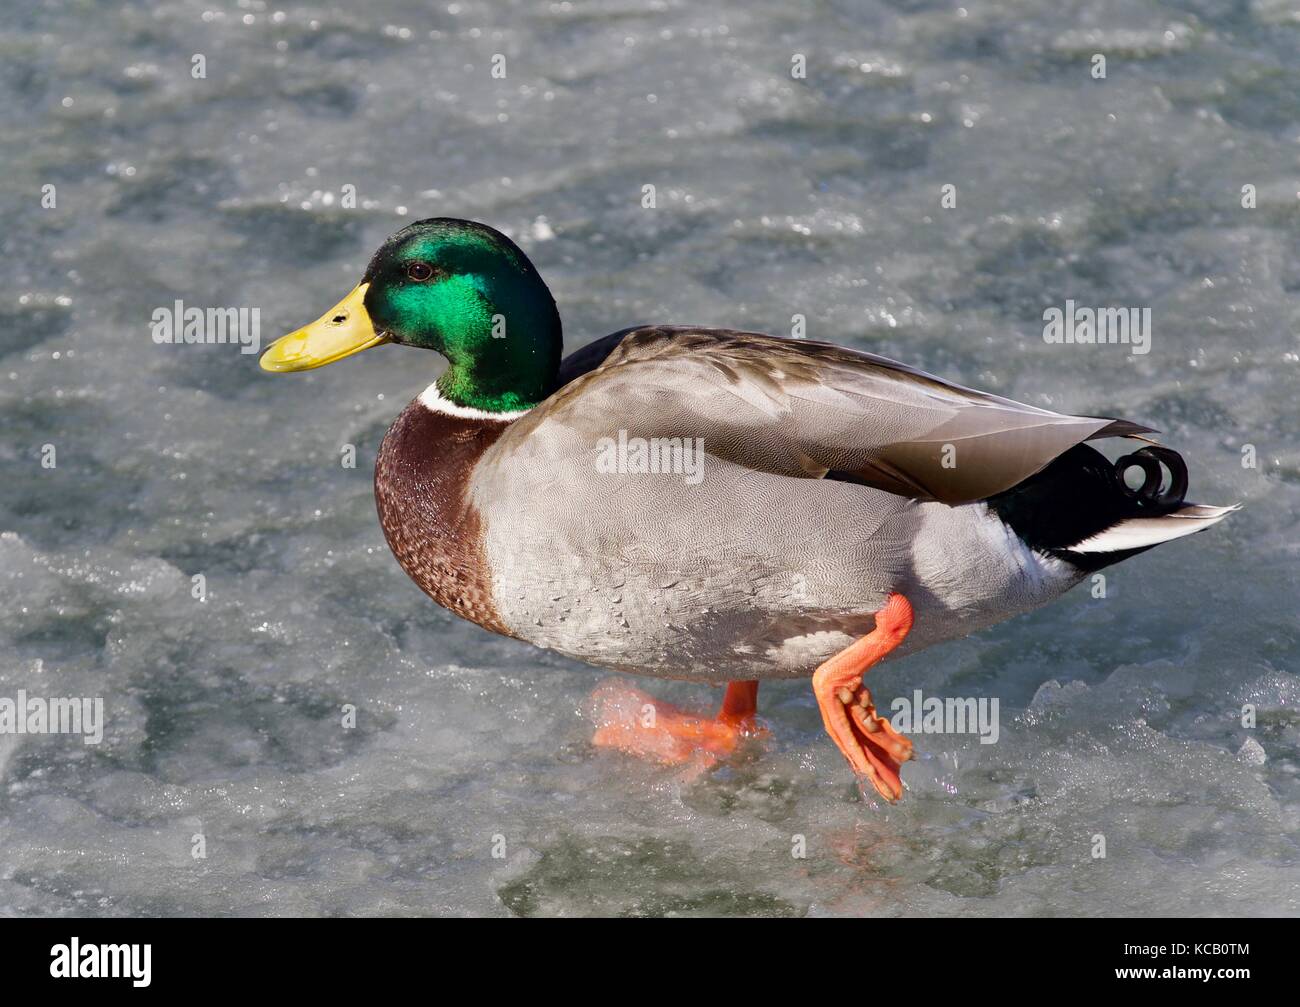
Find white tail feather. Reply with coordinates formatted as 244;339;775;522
1067;503;1239;554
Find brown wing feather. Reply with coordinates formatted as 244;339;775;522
508;326;1154;505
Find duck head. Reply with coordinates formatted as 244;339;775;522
260;218;562;413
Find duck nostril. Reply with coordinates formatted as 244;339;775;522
332;314;347;324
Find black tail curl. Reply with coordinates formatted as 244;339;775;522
987;441;1192;572
1114;446;1187;513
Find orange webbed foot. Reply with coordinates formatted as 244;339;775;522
590;679;762;776
811;593;915;802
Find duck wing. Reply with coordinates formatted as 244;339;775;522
507;325;1152;506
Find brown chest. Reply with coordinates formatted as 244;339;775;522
373;401;514;637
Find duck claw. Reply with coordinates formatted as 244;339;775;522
811;593;915;802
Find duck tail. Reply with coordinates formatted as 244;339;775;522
987;442;1237;572
1064;502;1239;555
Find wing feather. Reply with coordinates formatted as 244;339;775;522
495;326;1154;505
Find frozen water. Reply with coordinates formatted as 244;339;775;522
0;0;1297;916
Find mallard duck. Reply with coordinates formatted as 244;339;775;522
261;217;1235;802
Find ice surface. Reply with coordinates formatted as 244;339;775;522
0;0;1296;916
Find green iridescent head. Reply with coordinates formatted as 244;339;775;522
261;218;563;413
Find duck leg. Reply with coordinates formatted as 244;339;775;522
811;592;915;802
590;679;761;768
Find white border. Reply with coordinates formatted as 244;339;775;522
417;382;532;422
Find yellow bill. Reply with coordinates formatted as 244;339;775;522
260;282;389;372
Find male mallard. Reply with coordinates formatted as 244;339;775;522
261;218;1235;802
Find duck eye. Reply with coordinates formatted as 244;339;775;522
406;262;434;281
